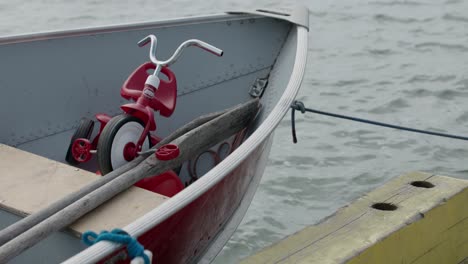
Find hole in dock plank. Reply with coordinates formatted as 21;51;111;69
371;202;398;211
410;181;435;188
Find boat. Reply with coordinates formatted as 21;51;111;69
0;6;309;263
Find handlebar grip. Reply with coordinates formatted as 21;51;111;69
196;42;223;57
137;36;152;47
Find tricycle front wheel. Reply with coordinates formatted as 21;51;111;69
97;115;150;175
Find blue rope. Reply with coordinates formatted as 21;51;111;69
82;228;150;264
291;100;468;143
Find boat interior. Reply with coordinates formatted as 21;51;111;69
0;15;294;186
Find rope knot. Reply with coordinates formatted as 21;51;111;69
82;229;150;264
291;100;306;113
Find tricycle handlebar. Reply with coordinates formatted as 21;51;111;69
138;34;223;74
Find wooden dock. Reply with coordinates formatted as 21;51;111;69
242;171;468;264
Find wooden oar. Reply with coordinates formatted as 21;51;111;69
0;99;259;263
0;108;226;248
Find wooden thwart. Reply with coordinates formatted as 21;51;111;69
0;99;259;262
0;145;168;235
242;171;468;264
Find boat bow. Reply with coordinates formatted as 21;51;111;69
64;6;309;264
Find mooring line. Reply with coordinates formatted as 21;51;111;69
290;100;468;143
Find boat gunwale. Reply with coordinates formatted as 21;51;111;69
0;13;261;45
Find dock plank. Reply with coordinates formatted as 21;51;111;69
242;171;468;264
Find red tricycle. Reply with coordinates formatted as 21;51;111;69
65;34;223;196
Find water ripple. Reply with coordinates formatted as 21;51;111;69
368;48;396;55
406;74;457;83
374;14;434;23
432;147;468;161
369;1;425;6
332;79;368;87
401;88;433;97
381;139;418;149
262;176;346;200
368;98;411;114
320;92;340;97
263;216;286;230
331;129;377;138
323;154;377;166
350;172;387;185
413;145;432;156
402;88;468;100
335;14;360;22
415;42;468;52
455;79;468;90
314;143;339;152
343;139;384;149
310;11;327;17
375;81;394;86
400;63;416;69
443;13;468;23
446;0;462;4
455;112;468;123
67;15;97;22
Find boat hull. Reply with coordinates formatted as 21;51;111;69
113;136;272;264
0;6;308;263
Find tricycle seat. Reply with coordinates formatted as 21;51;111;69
121;62;177;117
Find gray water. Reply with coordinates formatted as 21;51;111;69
2;0;468;263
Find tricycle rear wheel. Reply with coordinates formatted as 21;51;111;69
65;118;95;165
